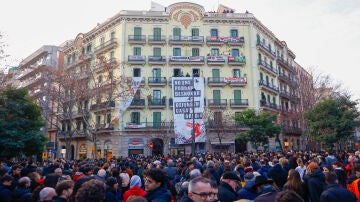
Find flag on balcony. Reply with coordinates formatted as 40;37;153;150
172;77;206;144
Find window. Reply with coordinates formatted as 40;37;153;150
173;28;181;37
270;61;273;68
83;121;87;131
152;68;161;78
133;47;141;56
210;29;218;37
72;53;76;63
192;28;199;36
84;100;88;111
131;112;140;124
173;69;182;77
106;113;111;124
153;28;161;40
153;112;161;128
211;48;219;56
153;90;161;100
109;51;114;60
212;69;220;78
153;47;161;57
67;56;71;65
258;53;262;63
230;29;238;37
133;68;141;77
192;48;199;57
134;91;140;100
98;75;102;84
86;44;92;53
257;34;261;44
110;31;115;40
134;27;142;40
96;115;101;125
213;90;221;103
193;69;200;77
267;95;271;103
260;72;263;81
214;111;222;123
231;49;239;57
173;48;181;56
76;120;81;130
265;76;269;85
234;90;242;104
233;69;241;78
100;37;105;45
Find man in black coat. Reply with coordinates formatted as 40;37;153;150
320;171;356;202
144;168;171;202
0;175;13;202
218;171;242;202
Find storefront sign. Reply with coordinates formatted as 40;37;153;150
125;123;146;129
79;144;87;154
128;138;144;149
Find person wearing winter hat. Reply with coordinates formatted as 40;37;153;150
123;175;146;202
94;169;106;182
218;171;242;202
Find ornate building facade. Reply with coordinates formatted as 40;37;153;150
59;2;310;159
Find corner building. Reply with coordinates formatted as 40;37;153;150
61;2;307;158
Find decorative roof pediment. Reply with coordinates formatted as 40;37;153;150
167;2;204;29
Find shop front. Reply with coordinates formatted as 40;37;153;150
169;138;185;156
128;138;144;157
104;141;112;160
211;140;235;153
79;144;87;160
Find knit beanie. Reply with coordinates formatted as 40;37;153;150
130;175;142;188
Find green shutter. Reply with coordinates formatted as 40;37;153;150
234;90;242;100
192;28;199;36
266;76;269;84
134;27;142;40
192;48;199;57
153;69;161;78
173;28;181;37
153;28;161;40
213;90;220;101
153;112;161;128
153;48;161;57
134;47;141;56
260;72;263;81
212;69;220;78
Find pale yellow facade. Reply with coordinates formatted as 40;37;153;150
59;2;305;159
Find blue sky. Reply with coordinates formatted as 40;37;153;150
1;0;360;100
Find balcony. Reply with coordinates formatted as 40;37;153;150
95;123;114;132
206;36;244;46
207;56;226;65
128;35;146;44
169;56;204;65
256;41;276;59
206;36;224;45
124;121;174;131
148;56;166;65
228;56;246;66
260;100;280;111
90;101;115;112
226;77;247;87
58;131;87;139
207;77;227;86
64;53;93;70
92;58;117;73
208;99;227;108
129;99;145;109
148;99;166;109
207;120;247;131
148;35;166;44
258;60;277;77
259;80;279;94
278;72;293;84
279;90;292;100
148;77;167;86
282;126;302;136
228;36;245;46
230;99;249;108
126;77;145;86
94;38;117;55
277;57;295;73
168;36;204;45
128;55;146;65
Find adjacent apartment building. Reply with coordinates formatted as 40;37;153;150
59;2;311;159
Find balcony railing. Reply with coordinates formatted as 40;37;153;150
169;36;204;45
148;99;166;108
169;56;204;65
206;36;244;45
94;38;117;54
207;77;227;86
124;121;174;130
278;72;293;83
277;57;295;72
207;120;247;130
258;60;277;76
207;56;226;65
148;77;167;85
128;35;146;44
226;77;247;86
64;53;93;70
256;41;276;58
148;56;166;64
230;99;249;107
128;55;146;64
129;99;145;109
260;100;280;111
279;90;292;99
259;80;279;93
208;99;227;108
95;123;114;132
90;101;115;111
148;35;166;44
282;125;302;135
228;56;246;65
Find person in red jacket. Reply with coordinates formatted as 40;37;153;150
123;175;146;202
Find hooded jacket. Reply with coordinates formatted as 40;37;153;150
237;181;258;200
304;169;326;202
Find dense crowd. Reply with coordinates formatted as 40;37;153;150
0;150;360;202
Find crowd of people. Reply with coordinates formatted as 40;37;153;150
0;150;359;202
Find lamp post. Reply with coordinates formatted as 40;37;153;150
191;75;196;155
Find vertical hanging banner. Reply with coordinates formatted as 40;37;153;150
172;77;206;144
114;77;142;129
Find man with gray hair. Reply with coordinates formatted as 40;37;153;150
39;187;57;202
12;176;32;201
181;177;213;202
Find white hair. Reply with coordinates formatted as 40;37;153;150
39;187;56;201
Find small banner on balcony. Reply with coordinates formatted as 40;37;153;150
224;77;247;83
172;77;206;144
113;77;142;129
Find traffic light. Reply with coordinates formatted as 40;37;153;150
149;142;153;149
